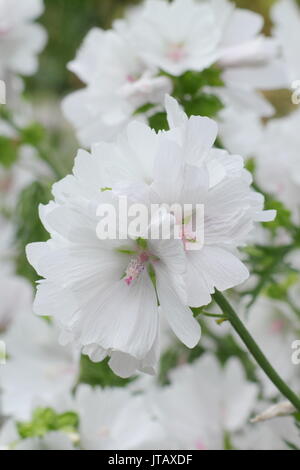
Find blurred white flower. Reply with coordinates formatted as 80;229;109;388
243;296;300;398
254;109;300;222
271;0;300;83
0;422;75;450
233;415;299;450
74;384;169;450
0;0;47;77
128;0;220;77
152;354;258;450
62;28;171;146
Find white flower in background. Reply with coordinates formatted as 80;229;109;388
27;97;274;377
233;415;300;450
0;421;75;450
271;0;300;84
0;392;76;450
0;0;47;77
63;0;286;147
129;0;285;106
62;28;171;146
254;109;300;222
152;354;258;450
127;0;220;77
74;384;169;450
243;296;300;398
0;309;79;420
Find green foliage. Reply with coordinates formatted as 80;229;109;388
148;112;169;132
15;181;51;284
263;199;294;234
17;408;78;439
172;68;224;97
21;123;46;146
78;355;134;388
0;136;19;168
182;93;223;118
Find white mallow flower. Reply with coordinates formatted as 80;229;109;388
152;354;259;450
0;309;79;420
128;0;285;90
74;384;170;450
0;0;47;77
127;0;220;77
62;27;172;146
254;109;300;222
27;96;273;378
27;200;200;378
271;0;300;84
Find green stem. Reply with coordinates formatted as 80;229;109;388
213;290;300;412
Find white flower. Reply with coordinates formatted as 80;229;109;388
152;354;258;450
254;109;300;222
0;273;32;332
27;97;273;378
1;309;79;420
0;0;47;77
74;384;169;450
233;415;299;450
62;27;171;146
128;0;220;77
271;0;300;83
27;199;200;378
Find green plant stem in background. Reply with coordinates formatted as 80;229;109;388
213;290;300;412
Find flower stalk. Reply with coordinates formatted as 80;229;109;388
213;290;300;412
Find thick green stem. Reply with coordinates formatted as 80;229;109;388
213;290;300;412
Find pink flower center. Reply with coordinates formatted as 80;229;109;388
126;74;136;83
270;319;285;334
195;439;207;450
124;252;149;286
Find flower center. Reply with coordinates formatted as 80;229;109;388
167;43;187;62
124;252;149;286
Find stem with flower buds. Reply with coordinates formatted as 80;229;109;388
213;290;300;412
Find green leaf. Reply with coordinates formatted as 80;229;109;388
15;181;51;284
148;112;169;132
182;93;223;118
21;123;46;146
17;408;79;439
262;199;293;233
0;136;19;168
134;103;156;115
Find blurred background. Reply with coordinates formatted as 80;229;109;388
26;0;279;99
